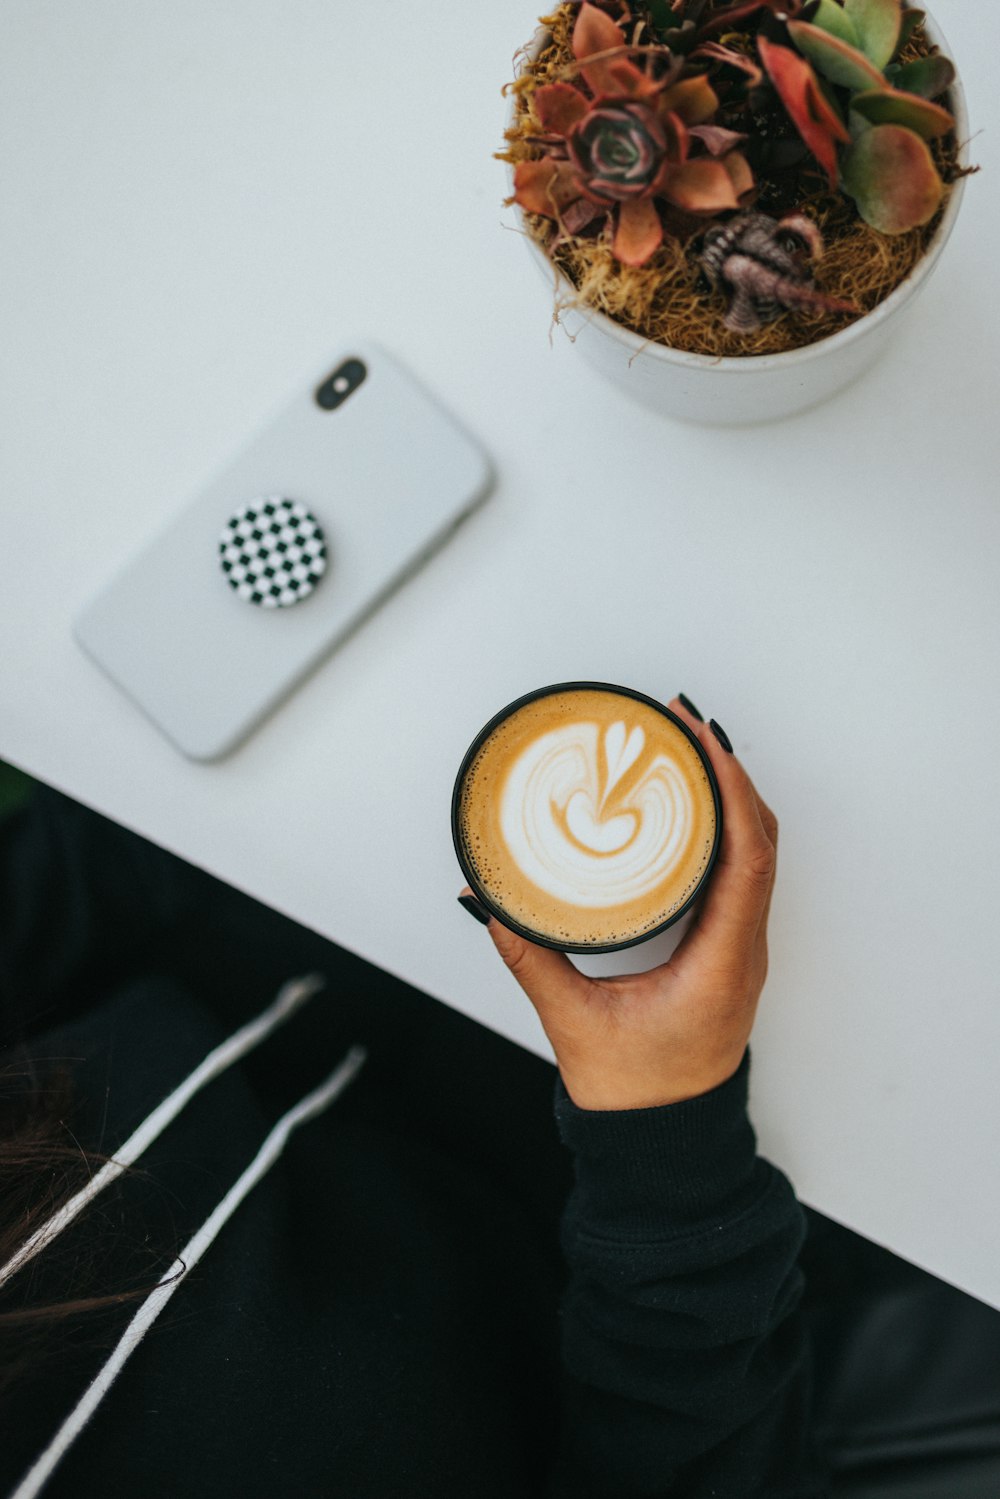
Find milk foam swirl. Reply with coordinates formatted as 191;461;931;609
499;720;695;909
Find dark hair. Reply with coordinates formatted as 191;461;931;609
0;1050;176;1398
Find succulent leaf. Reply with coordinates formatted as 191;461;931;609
688;123;748;157
658;75;721;125
842;0;901;69
512;160;581;216
572;3;656;99
723;151;756;200
660;156;742;212
662;111;692;163
786;21;885;91
534;82;590;136
841;123;944;232
850;86;954;139
808;0;861;49
572;2;626;64
562;198;606;235
613;198;664;265
889;54;955;100
758;36;850;189
896;8;926;55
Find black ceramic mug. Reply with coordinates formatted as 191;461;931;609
452;682;722;955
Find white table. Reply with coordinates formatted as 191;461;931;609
3;1;998;1308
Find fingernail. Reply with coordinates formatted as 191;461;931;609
710;719;733;754
678;693;704;722
458;893;492;926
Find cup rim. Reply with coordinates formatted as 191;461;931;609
509;8;969;374
451;681;724;955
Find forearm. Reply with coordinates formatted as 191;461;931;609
545;1053;829;1498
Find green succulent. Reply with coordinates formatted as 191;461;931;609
786;0;956;233
641;0;957;233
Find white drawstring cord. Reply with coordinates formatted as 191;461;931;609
10;1042;367;1499
0;973;326;1292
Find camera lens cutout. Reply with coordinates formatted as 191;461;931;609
315;358;367;411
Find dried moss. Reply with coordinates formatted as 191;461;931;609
499;4;963;357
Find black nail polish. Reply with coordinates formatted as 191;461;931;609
710;719;733;755
678;693;704;722
458;893;492;926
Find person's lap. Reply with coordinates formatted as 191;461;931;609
9;787;1000;1495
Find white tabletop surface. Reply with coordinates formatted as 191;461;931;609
3;1;999;1307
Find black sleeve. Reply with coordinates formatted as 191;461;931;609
545;1053;830;1498
0;786;212;1044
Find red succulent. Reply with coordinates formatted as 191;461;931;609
757;35;850;190
568;101;670;202
512;3;753;266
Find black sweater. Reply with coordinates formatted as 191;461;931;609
0;789;828;1497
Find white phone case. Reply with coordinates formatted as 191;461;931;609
74;344;492;760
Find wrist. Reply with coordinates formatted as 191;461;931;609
557;1048;748;1113
553;1050;761;1241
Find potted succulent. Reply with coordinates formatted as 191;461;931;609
501;0;972;423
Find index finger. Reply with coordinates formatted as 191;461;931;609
667;698;776;978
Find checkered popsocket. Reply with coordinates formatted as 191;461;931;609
219;497;328;608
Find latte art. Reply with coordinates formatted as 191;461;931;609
455;687;720;951
501;722;695;908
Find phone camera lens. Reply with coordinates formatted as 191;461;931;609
316;359;367;410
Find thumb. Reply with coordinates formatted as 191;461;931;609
462;889;589;1027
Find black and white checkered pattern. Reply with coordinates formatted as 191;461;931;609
219;497;328;608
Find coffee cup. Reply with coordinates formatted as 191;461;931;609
452;682;722;954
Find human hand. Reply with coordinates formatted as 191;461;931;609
461;697;778;1111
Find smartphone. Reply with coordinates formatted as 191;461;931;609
73;344;493;760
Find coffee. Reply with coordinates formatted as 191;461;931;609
453;684;720;952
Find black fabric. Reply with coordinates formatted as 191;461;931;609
1;787;998;1498
552;1057;822;1497
799;1216;1000;1496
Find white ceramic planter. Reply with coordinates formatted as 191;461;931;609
512;14;968;425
